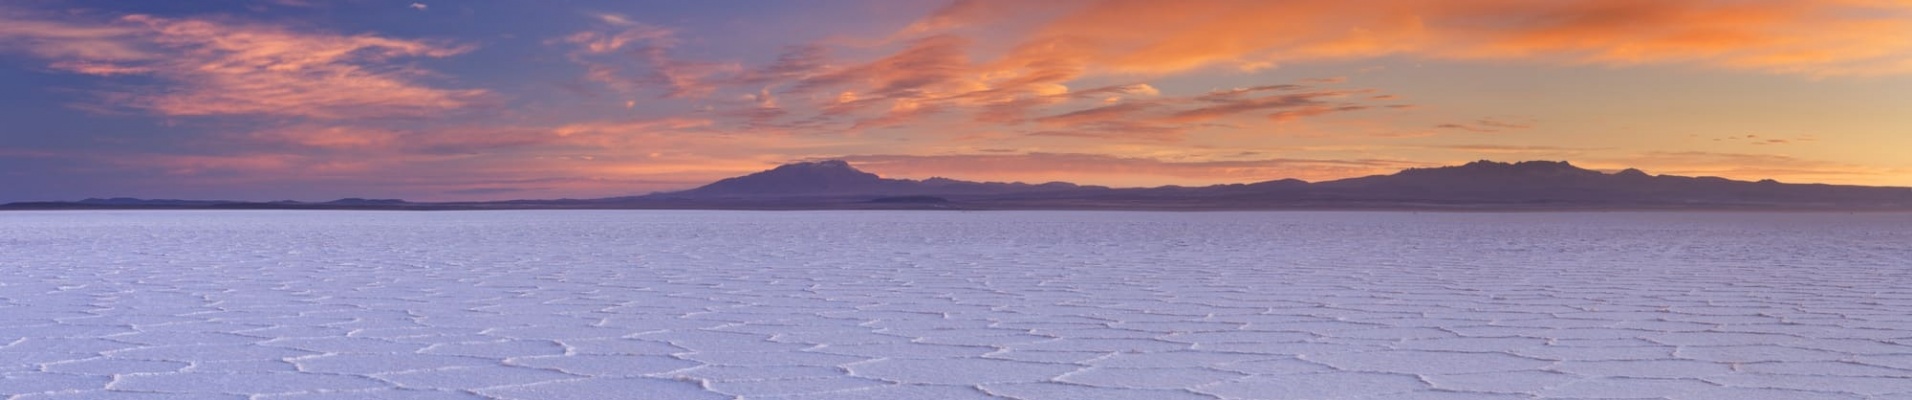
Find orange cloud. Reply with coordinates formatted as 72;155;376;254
1017;84;1403;141
1707;133;1817;146
0;11;488;119
910;0;1912;77
795;35;978;97
557;5;1447;140
1435;117;1536;133
1165;89;1375;124
620;0;1895;143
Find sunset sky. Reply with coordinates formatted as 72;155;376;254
2;0;1909;202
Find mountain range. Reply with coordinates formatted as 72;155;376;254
7;160;1911;210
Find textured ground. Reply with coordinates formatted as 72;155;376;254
3;210;1911;399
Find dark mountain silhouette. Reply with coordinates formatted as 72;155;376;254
643;159;1912;209
8;160;1910;210
656;160;1101;199
1300;160;1908;207
670;160;905;197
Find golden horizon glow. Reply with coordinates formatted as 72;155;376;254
0;0;1907;201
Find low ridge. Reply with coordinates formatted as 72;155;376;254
12;159;1911;210
645;159;1912;209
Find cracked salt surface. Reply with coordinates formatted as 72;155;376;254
3;211;1911;399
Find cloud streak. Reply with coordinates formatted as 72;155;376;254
560;22;742;99
535;0;1912;153
555;13;1406;140
0;10;487;119
1435;118;1535;133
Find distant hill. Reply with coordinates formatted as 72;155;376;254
656;160;1100;199
642;159;1912;210
1303;160;1909;207
8;160;1910;210
669;160;907;197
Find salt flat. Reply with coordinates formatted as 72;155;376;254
2;210;1911;399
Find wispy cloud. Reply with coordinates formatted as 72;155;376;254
1167;88;1380;124
0;10;487;119
1706;133;1816;146
554;15;1404;139
543;0;1912;156
559;23;742;99
1435;117;1535;133
1018;83;1405;141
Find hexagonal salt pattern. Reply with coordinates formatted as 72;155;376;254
2;210;1911;399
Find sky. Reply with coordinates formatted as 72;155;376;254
1;0;1909;202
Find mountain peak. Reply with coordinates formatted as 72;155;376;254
1456;159;1583;171
668;160;893;197
658;159;1104;199
757;160;879;181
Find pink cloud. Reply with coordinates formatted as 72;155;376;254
0;14;150;61
47;61;154;75
0;11;488;119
